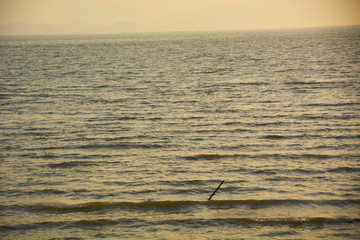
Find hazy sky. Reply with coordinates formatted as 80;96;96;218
1;0;360;34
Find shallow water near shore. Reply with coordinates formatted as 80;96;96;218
1;26;360;239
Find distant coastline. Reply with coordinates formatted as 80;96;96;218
0;22;359;36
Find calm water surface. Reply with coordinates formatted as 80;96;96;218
1;26;360;239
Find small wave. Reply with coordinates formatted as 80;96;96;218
47;161;98;169
89;97;126;104
3;199;359;214
4;188;93;197
182;153;338;161
29;189;67;195
10;201;200;213
228;128;250;133
99;217;360;228
262;133;316;140
262;135;288;140
327;167;360;173
253;122;289;126
330;134;360;139
299;154;333;159
158;179;210;187
275;68;296;73
282;153;338;160
252;169;277;175
223;121;289;127
163;217;360;227
183;154;247;160
302;102;360;107
78;143;165;150
117;116;138;120
283;81;337;85
238;82;270;86
148;117;162;121
230;167;325;175
296;114;358;121
71;219;120;227
0;221;62;231
2;217;359;232
0;219;129;232
264;176;310;182
191;68;231;75
260;230;298;237
223;121;242;126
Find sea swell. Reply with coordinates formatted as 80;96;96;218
182;153;358;160
2;217;359;233
2;199;359;214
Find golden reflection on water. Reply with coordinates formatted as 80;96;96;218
1;28;359;239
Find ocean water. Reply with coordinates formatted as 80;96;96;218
0;26;359;239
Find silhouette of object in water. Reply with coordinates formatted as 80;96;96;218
208;180;224;200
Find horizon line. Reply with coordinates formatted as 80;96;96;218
1;23;359;37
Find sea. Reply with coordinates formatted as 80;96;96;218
0;26;359;239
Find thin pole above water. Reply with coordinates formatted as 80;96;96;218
208;180;224;200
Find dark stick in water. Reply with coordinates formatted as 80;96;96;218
208;180;225;200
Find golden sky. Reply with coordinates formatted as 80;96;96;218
1;0;359;33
